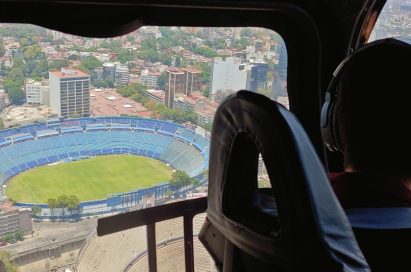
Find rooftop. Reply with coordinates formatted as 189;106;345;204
49;68;89;79
90;88;151;117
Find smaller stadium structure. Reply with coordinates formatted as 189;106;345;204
0;117;209;219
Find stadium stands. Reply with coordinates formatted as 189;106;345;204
0;117;209;201
77;214;213;272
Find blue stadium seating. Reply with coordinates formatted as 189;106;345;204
0;117;209;187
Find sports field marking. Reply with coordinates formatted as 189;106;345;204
6;155;173;203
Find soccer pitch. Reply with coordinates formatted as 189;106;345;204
6;155;173;203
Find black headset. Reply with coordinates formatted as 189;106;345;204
320;38;408;153
320;57;349;153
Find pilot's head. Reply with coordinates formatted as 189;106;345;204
334;38;411;176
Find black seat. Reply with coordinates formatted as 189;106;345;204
199;91;370;272
346;208;411;272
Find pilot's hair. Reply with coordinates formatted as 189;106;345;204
335;38;411;175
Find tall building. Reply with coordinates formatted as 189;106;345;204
49;68;90;118
183;68;202;95
164;67;203;109
115;64;130;86
25;79;50;106
165;68;185;108
248;60;268;92
139;69;160;88
102;62;116;81
210;57;248;97
0;208;32;238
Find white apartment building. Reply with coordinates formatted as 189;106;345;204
49;68;90;118
115;64;130;86
25;79;50;106
210;57;249;97
139;69;160;88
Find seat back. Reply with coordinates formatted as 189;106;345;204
347;208;411;272
199;91;370;272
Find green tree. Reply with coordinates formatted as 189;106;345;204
158;71;166;90
47;198;57;209
82;55;101;71
203;121;213;132
7;86;24;104
0;250;18;272
3;233;14;243
118;49;135;64
127;35;135;43
165;189;173;198
31;206;42;217
48;59;70;71
191;178;200;188
170;170;190;188
117;82;146;98
14;230;23;241
175;57;181;67
66;195;80;213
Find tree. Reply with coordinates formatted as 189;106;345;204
3;233;14;243
14;230;23;241
57;194;68;208
118;49;135;64
117;82;146;98
203;121;213;132
158;71;166;90
48;59;70;71
191;178;200;188
47;198;57;209
67;195;80;213
82;55;101;71
170;170;190;188
127;35;135;43
7;86;24;104
31;205;42;217
165;189;173;198
175;56;181;67
0;250;18;272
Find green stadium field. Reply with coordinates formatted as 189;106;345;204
6;155;173;203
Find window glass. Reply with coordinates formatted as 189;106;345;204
369;0;411;42
0;24;287;272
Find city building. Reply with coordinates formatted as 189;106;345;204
165;67;185;108
145;89;165;105
102;62;116;81
248;60;268;92
2;105;57;128
194;99;219;127
0;206;32;238
173;92;207;113
49;68;90;118
115;64;130;86
214;88;236;104
139;69;161;88
25;79;50;106
183;67;202;95
210;57;248;97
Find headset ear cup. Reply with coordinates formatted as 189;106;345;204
320;96;341;152
330;102;343;152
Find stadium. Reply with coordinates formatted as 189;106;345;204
0;116;209;218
